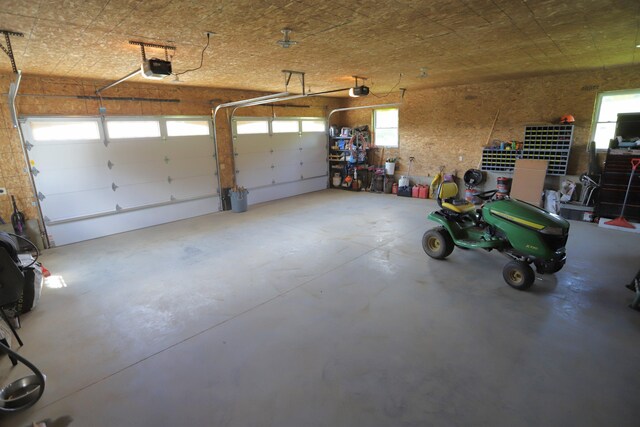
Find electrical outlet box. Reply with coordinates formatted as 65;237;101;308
0;188;6;196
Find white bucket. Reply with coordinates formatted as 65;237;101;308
385;162;395;175
398;175;409;187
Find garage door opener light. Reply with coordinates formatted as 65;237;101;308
349;76;369;97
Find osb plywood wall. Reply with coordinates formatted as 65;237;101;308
0;72;345;225
341;65;640;178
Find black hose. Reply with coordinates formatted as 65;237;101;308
6;233;39;268
0;340;45;412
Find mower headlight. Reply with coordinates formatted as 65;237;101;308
541;226;564;236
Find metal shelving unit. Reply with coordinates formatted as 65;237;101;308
480;125;573;175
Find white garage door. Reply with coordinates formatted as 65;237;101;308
232;117;327;204
21;116;219;246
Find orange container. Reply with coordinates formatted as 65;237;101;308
412;185;420;198
419;185;428;199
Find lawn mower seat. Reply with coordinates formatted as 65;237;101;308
437;182;476;214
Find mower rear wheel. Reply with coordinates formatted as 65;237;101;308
422;227;454;259
503;260;535;290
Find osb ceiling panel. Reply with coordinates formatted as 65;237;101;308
0;0;638;96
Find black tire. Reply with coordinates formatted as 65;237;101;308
422;227;454;259
503;260;535;290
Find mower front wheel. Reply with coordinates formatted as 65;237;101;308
422;227;454;259
503;260;535;291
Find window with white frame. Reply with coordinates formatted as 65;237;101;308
592;89;640;150
373;108;399;147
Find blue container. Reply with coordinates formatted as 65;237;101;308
230;189;249;213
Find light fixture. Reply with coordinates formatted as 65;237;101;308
277;28;298;48
419;67;428;78
349;76;369;97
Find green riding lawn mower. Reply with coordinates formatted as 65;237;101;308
422;180;570;290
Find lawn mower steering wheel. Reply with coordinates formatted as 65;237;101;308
476;189;498;201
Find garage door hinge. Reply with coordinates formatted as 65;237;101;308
167;176;173;183
43;215;51;224
112;182;119;191
37;192;46;201
235;170;239;174
272;179;276;184
300;161;303;165
24;141;33;151
170;195;176;201
234;152;238;157
31;166;39;176
164;156;170;164
270;149;274;153
104;139;110;147
115;204;122;211
300;175;304;180
107;160;114;169
271;165;275;169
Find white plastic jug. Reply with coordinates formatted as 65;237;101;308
398;176;409;187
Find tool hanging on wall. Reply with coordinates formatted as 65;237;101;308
0;30;24;74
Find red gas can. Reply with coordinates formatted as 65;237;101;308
418;185;428;199
392;183;398;194
412;185;420;198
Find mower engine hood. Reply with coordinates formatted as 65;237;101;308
484;198;569;234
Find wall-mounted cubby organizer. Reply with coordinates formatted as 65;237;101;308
481;124;574;176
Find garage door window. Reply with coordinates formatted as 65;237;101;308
166;120;210;136
31;120;100;141
236;120;269;134
301;120;325;133
373;108;399;147
592;89;640;149
272;120;300;133
106;120;161;139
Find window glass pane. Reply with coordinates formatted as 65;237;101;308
272;120;299;133
594;123;617;149
375;129;398;147
236;120;268;134
374;108;399;147
598;93;640;122
593;91;640;149
166;120;210;136
301;120;325;132
375;108;399;128
31;121;100;141
106;121;161;139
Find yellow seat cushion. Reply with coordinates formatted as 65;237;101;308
441;201;476;214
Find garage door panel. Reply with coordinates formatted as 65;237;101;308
165;138;214;158
22;116;221;245
301;160;327;178
271;135;300;150
41;188;116;221
169;175;218;199
235;151;273;171
300;135;326;149
234;135;270;155
107;139;165;163
34;166;111;195
111;162;169;186
272;149;299;165
29;142;107;170
115;182;171;208
301;147;327;162
274;164;302;184
236;167;274;188
168;157;216;179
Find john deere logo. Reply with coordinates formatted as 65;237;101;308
525;244;538;250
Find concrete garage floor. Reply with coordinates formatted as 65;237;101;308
2;190;639;426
